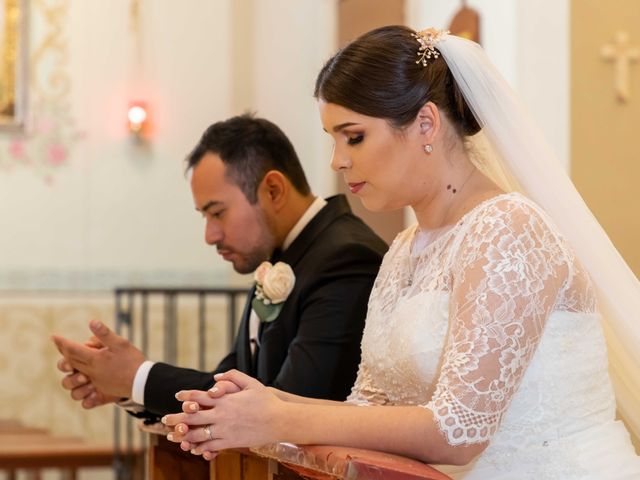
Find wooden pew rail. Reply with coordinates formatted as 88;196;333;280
148;432;452;480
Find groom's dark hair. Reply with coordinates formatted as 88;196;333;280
186;113;311;203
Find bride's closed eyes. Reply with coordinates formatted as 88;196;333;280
347;134;364;146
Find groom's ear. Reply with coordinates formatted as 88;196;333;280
257;170;288;213
416;101;441;142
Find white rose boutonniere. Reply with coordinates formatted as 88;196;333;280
251;261;296;323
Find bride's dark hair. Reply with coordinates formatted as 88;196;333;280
314;25;480;137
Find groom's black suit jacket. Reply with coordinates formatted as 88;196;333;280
142;195;387;416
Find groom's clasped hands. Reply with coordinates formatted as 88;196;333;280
162;369;283;461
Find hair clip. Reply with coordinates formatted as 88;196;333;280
411;28;449;67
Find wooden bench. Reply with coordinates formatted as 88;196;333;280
0;420;142;480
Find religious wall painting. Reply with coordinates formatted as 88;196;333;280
0;0;27;129
0;0;82;182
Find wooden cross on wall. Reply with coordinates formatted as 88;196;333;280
601;31;639;103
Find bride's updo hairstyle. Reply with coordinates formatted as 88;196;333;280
314;25;480;138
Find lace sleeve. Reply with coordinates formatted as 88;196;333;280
346;363;391;406
424;199;569;445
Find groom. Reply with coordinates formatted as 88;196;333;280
53;114;387;420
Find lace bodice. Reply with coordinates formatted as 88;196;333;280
347;193;638;477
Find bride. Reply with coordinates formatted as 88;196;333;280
162;26;640;478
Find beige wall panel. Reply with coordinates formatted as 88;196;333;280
0;293;231;440
571;0;640;276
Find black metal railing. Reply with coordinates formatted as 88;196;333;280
112;286;249;480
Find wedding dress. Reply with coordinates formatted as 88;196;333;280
348;192;640;479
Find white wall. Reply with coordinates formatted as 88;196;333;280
515;0;570;170
250;0;337;198
0;0;337;291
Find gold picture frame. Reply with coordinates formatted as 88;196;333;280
0;0;28;131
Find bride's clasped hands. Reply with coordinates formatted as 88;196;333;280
162;370;284;461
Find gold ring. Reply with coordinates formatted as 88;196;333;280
203;424;214;441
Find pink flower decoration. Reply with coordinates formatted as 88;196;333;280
48;144;67;166
38;119;54;134
9;139;25;158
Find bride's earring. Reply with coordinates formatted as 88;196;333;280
423;144;433;154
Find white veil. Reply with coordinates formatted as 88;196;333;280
435;33;640;440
